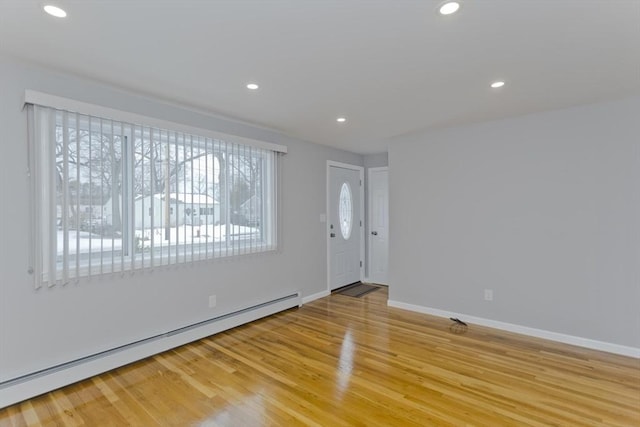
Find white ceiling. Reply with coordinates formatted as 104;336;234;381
1;0;639;154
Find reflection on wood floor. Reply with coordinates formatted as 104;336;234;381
1;286;639;426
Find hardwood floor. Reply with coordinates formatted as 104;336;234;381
1;286;639;426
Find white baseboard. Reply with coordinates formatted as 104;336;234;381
387;300;640;359
0;292;301;409
302;289;330;304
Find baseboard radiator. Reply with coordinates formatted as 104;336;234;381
0;291;301;409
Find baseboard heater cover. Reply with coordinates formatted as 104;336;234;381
0;291;301;409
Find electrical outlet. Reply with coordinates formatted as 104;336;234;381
484;289;493;301
208;294;217;308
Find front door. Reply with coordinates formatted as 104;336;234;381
328;164;362;290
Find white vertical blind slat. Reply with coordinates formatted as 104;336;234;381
120;123;127;275
87;116;93;278
174;132;179;265
159;129;164;267
183;133;187;264
225;139;230;259
26;106;40;288
190;134;194;263
247;144;252;255
131;125;138;272
139;126;145;270
166;130;171;266
242;143;247;256
231;139;235;258
99;118;104;276
74;113;81;282
48;109;58;286
205;136;209;259
110;120;115;275
61;111;70;284
149;127;155;268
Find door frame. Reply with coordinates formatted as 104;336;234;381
367;166;388;285
326;161;365;292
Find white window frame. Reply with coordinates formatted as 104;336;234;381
25;91;286;288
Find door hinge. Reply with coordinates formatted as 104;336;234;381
360;220;362;226
360;261;363;267
360;179;362;186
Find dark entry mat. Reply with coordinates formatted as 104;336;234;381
335;282;381;298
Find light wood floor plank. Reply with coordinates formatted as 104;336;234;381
1;287;638;426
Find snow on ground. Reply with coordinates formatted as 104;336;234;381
57;224;258;254
57;230;122;255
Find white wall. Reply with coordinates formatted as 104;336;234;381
388;96;640;349
364;152;388;170
0;55;363;383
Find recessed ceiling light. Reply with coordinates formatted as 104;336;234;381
439;1;460;15
246;83;259;90
43;5;67;18
490;81;506;89
336;117;347;123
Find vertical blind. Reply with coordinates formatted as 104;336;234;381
27;101;283;288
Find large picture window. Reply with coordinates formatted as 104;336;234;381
27;97;284;287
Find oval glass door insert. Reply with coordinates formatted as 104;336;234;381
339;182;353;239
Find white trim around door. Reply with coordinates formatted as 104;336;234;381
326;161;365;292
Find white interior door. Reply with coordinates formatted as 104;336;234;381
368;167;388;285
329;164;362;290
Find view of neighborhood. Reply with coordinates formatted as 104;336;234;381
52;119;271;266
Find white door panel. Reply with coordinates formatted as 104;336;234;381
329;164;362;290
368;168;388;285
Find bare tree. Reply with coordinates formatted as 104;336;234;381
56;124;264;236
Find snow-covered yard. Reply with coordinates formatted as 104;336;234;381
57;230;123;254
57;224;259;254
135;223;259;249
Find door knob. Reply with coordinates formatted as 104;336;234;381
371;231;378;236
